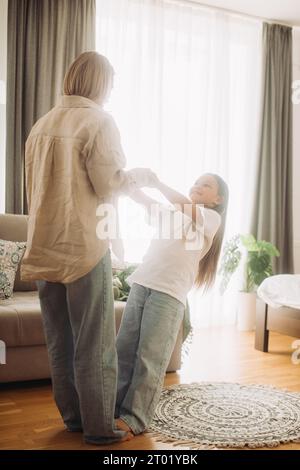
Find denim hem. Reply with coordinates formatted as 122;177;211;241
119;414;143;436
66;426;83;433
84;432;126;445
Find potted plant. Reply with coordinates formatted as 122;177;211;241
112;264;138;301
218;234;280;331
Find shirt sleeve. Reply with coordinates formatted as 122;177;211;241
85;115;130;198
182;206;221;240
86;115;153;198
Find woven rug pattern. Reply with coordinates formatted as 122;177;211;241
149;382;300;449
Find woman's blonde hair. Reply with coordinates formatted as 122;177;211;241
195;174;229;291
63;51;114;103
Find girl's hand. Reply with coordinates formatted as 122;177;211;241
128;168;160;188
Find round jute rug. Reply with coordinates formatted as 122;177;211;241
149;382;300;449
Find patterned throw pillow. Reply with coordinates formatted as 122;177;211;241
0;239;26;300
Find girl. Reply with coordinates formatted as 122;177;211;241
115;173;229;436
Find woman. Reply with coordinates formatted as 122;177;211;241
21;52;154;445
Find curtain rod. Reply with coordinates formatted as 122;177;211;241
165;0;295;28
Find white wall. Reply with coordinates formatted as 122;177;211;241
0;0;8;214
293;28;300;273
199;1;300;27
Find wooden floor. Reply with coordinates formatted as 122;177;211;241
1;326;300;450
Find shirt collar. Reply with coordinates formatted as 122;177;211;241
58;95;102;110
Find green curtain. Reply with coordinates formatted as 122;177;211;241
251;23;294;273
6;0;95;214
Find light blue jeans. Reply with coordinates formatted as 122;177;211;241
116;283;185;435
37;249;125;445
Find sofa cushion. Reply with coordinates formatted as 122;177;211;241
14;269;37;292
0;291;45;347
0;293;127;348
0;214;37;291
0;239;26;299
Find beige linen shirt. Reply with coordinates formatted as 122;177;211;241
21;95;141;283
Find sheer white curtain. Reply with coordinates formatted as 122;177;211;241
96;0;262;327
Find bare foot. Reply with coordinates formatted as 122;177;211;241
120;430;134;442
116;418;134;436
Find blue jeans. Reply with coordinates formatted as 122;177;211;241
116;283;185;435
37;249;125;445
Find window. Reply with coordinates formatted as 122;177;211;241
96;0;262;326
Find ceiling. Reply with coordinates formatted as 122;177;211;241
192;0;300;27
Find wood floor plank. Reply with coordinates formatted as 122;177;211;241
0;327;300;450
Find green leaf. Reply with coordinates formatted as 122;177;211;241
113;277;122;289
240;234;258;251
218;235;242;294
218;233;280;294
256;240;280;257
113;285;120;300
112;264;138;301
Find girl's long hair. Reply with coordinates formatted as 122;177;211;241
195;174;229;290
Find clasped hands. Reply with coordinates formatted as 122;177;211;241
128;167;160;191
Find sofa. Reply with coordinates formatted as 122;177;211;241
0;213;182;383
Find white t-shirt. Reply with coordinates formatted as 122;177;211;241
126;205;221;305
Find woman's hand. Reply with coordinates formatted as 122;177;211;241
125;168;160;190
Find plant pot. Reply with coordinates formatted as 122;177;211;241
237;292;257;331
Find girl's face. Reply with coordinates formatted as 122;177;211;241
189;174;222;207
